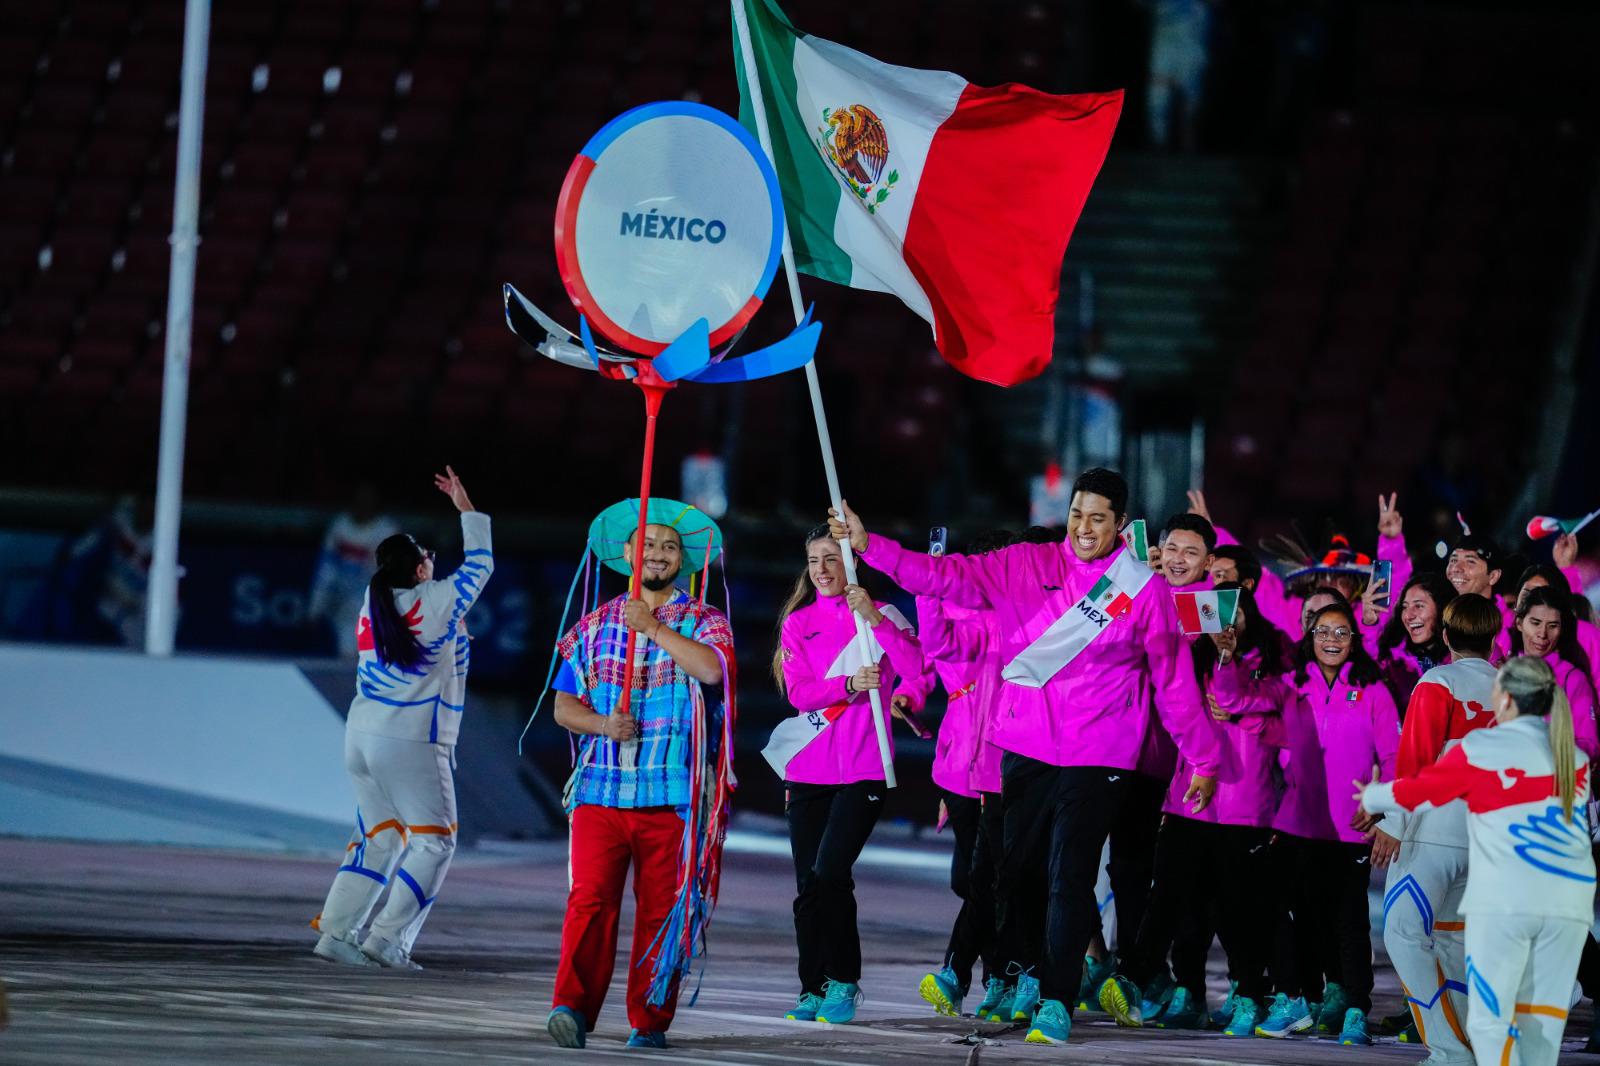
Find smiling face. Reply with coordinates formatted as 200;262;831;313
1446;549;1501;597
1161;529;1213;588
1066;491;1122;562
807;536;846;597
1310;609;1356;672
1400;586;1440;645
626;524;683;591
1519;604;1563;659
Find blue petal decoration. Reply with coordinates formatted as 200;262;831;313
652;318;712;382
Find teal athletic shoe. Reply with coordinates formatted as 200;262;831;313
1315;983;1348;1034
975;977;1007;1021
1138;970;1176;1024
1209;979;1239;1027
1154;986;1205;1029
784;992;822;1021
1254;993;1314;1037
918;966;964;1017
1011;972;1042;1024
1336;1008;1372;1046
1025;998;1072;1045
625;1029;668;1048
1096;975;1143;1028
987;983;1016;1023
1076;955;1115;1012
1221;995;1261;1037
546;1005;587;1049
816;979;861;1025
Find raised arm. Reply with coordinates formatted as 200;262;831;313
1361;743;1479;816
421;468;493;623
829;501;1000;610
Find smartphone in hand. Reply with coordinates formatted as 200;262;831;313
1371;559;1393;610
929;526;948;557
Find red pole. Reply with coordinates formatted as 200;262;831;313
616;373;669;719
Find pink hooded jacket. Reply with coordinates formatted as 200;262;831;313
1165;650;1287;828
918;596;1004;797
860;535;1222;777
779;592;924;786
1267;662;1400;843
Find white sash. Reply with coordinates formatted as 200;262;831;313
762;605;912;779
1001;550;1153;689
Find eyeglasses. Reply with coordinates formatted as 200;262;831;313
1311;625;1354;642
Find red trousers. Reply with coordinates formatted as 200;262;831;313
553;804;684;1033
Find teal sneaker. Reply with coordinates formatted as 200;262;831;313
1254;993;1313;1037
1315;983;1348;1033
987;983;1016;1023
784;992;822;1021
1138;970;1176;1023
1336;1007;1371;1046
625;1029;668;1048
975;977;1007;1021
918;966;964;1017
1154;986;1204;1029
816;979;861;1025
546;1005;587;1049
1024;998;1072;1045
1011;972;1042;1024
1221;995;1260;1037
1076;954;1115;1012
1209;979;1239;1027
1096;975;1143;1028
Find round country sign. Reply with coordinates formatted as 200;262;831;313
555;101;784;356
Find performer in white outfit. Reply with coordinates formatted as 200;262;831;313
1363;594;1500;1065
1362;654;1595;1066
311;466;493;970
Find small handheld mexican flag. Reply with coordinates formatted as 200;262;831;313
1121;519;1149;563
1175;589;1239;635
1527;509;1599;541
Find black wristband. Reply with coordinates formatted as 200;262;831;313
845;676;855;695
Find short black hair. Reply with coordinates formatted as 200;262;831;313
1070;467;1128;517
1161;513;1217;553
1212;544;1262;585
1451;534;1502;568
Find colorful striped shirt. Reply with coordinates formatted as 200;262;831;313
555;591;733;811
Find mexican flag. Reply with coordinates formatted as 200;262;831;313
1175;589;1240;636
732;0;1122;386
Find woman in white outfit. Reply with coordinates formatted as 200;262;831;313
1361;655;1594;1066
312;466;493;970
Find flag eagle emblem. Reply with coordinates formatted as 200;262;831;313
817;104;898;212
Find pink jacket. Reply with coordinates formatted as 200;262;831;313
918;596;1004;797
1550;654;1600;760
779;593;924;786
861;535;1221;776
1268;663;1400;843
1166;652;1286;828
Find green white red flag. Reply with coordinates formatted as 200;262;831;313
732;0;1122;386
1175;589;1240;636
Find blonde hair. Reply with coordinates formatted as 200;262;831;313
1497;655;1578;820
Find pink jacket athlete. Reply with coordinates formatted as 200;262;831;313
918;595;1004;796
1190;652;1290;827
779;587;923;786
838;511;1222;782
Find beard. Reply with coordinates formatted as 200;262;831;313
640;571;678;592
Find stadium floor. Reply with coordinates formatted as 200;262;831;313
1;836;1589;1064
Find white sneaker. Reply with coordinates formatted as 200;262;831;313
313;933;378;968
361;937;423;971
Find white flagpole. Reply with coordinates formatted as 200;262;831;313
732;0;897;787
144;0;211;655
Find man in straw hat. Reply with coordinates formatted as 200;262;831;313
545;498;735;1051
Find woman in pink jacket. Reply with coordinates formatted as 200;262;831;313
1253;601;1399;1047
1507;585;1600;759
1118;584;1291;1037
772;526;923;1026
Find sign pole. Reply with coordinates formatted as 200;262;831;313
732;0;896;787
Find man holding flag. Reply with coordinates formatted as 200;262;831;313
828;467;1220;1046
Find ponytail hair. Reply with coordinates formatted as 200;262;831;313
1497;655;1578;820
369;533;426;669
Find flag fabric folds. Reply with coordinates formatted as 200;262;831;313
732;0;1122;386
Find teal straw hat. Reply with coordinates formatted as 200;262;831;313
587;497;724;576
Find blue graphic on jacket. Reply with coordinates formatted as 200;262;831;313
1509;805;1596;883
